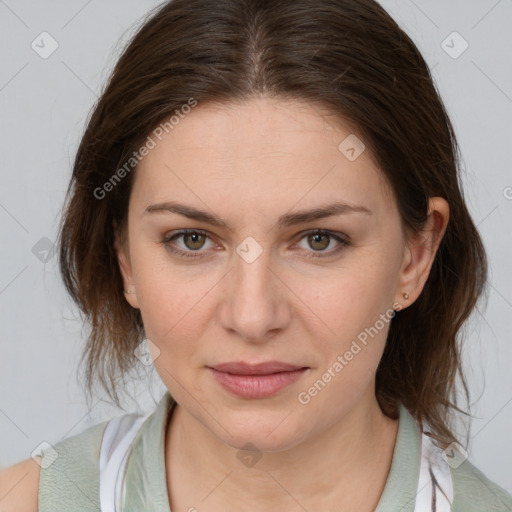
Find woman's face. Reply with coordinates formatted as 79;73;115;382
116;96;415;451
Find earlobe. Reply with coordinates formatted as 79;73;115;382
394;197;449;308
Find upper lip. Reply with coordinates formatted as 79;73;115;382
209;361;307;375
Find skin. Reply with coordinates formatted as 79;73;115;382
0;457;40;512
114;96;449;512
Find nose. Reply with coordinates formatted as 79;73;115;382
219;244;291;344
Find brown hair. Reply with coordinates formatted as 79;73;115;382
58;0;488;449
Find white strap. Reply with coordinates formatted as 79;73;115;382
414;433;454;511
99;412;148;512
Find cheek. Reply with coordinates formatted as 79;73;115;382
129;245;214;351
295;258;397;342
302;286;390;386
138;281;209;351
290;248;399;398
295;278;393;418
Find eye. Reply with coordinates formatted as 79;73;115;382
161;229;350;259
162;229;215;258
293;229;350;258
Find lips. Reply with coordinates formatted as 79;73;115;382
209;361;307;375
207;361;309;399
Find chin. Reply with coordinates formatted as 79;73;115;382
209;409;308;453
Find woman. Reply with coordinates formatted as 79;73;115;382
1;0;511;510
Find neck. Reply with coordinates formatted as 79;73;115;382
165;387;399;512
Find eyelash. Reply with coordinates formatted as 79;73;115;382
161;229;350;260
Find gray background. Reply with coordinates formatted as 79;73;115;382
1;0;511;494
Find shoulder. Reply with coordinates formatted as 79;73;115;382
0;419;110;512
0;458;41;512
0;394;171;512
450;458;512;511
37;419;109;511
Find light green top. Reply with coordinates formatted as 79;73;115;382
38;391;512;511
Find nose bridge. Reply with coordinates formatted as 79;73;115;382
234;238;271;297
222;235;288;341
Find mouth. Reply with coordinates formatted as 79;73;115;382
207;361;309;399
209;361;307;375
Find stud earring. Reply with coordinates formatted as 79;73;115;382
124;289;134;294
403;292;409;300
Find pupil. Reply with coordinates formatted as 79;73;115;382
187;233;203;249
311;233;328;250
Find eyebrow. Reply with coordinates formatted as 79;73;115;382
143;200;372;230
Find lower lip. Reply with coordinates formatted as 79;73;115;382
208;367;308;399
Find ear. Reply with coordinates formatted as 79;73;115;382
393;197;449;310
113;219;140;309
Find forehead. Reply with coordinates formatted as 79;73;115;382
142;96;364;159
131;96;394;220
